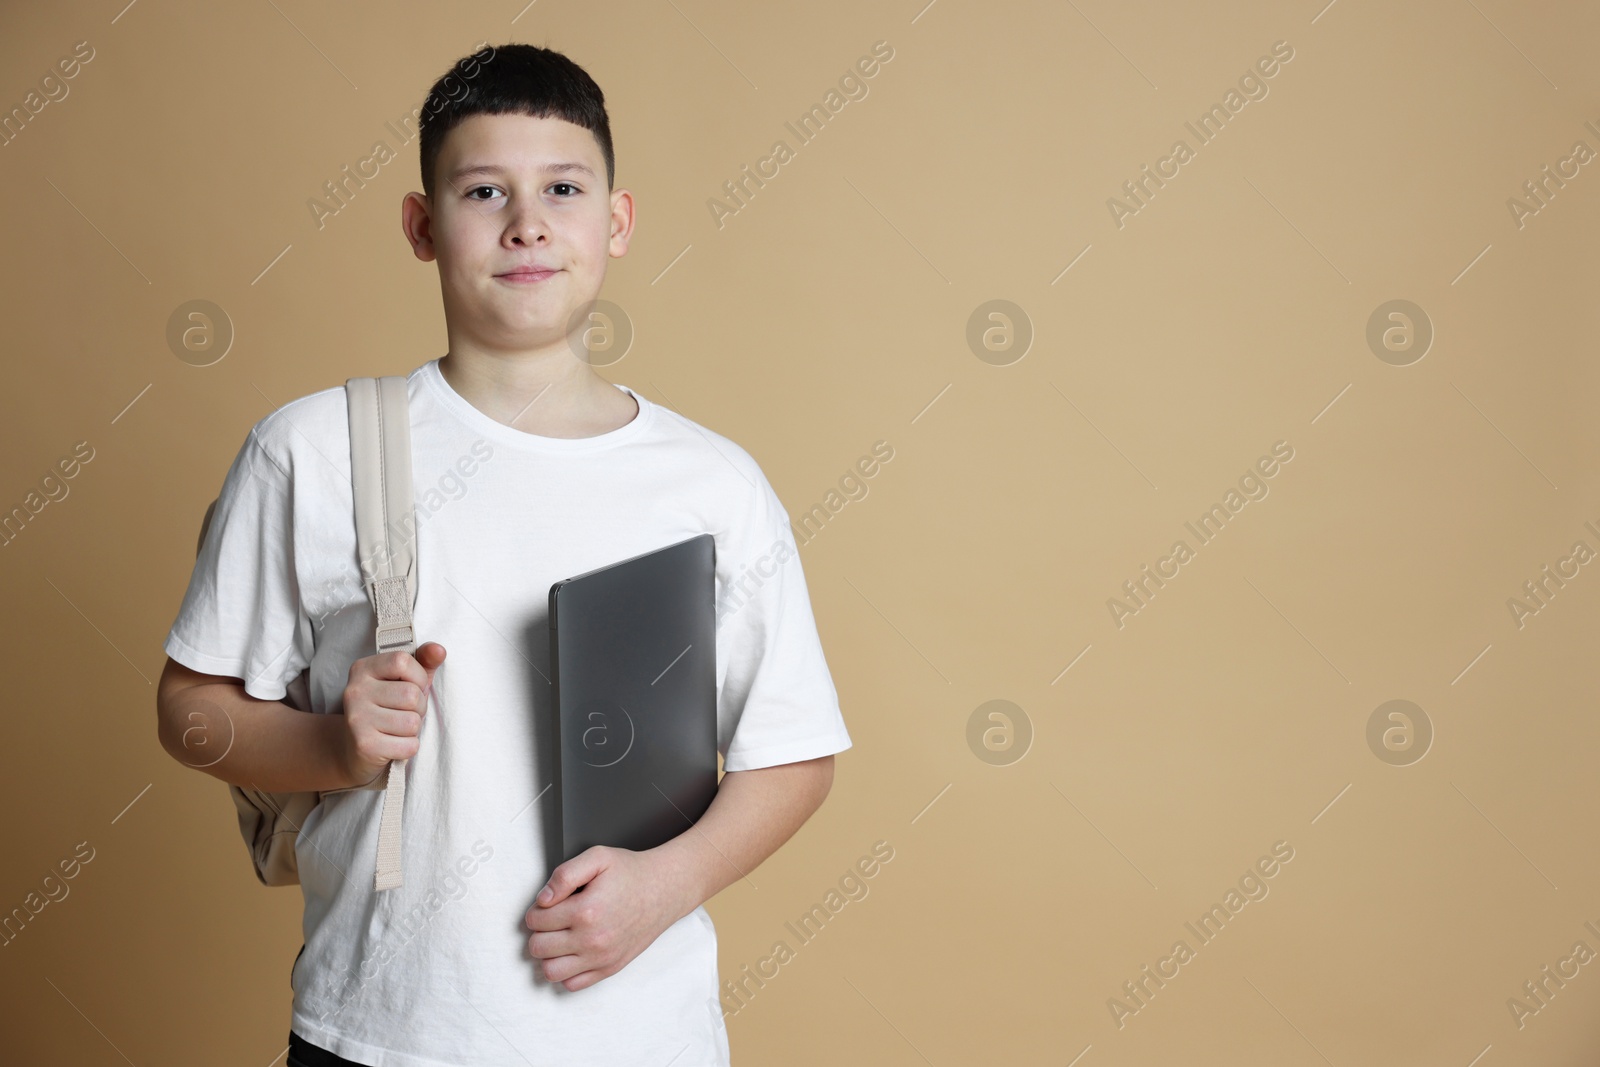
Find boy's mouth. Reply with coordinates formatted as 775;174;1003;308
496;263;561;283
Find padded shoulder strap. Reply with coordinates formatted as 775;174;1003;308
345;375;417;892
347;376;419;654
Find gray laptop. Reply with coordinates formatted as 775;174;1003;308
548;533;719;865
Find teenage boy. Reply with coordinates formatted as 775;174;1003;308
156;43;851;1067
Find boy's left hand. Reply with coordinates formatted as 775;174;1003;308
524;844;698;991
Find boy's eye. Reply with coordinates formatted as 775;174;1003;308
549;182;580;196
466;186;501;201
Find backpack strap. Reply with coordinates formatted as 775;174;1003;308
346;375;419;892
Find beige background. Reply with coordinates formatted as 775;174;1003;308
2;0;1597;1063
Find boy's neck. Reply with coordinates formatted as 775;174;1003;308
437;346;639;439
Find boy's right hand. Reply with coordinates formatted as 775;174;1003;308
336;642;446;790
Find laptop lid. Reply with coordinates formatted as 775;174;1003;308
548;533;719;865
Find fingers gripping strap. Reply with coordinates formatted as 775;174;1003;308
347;376;419;892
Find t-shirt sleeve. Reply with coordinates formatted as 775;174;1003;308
163;426;312;703
715;471;852;771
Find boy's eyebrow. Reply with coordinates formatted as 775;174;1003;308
448;162;597;183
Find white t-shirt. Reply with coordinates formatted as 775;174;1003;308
164;357;852;1067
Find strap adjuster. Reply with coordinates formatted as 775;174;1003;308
370;574;414;653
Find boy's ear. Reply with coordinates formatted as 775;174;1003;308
607;188;635;256
402;191;437;262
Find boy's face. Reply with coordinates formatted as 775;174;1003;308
403;112;631;353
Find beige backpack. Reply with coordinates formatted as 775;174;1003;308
194;376;419;891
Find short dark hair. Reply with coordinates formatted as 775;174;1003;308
417;43;615;200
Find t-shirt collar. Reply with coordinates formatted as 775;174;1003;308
420;358;654;453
